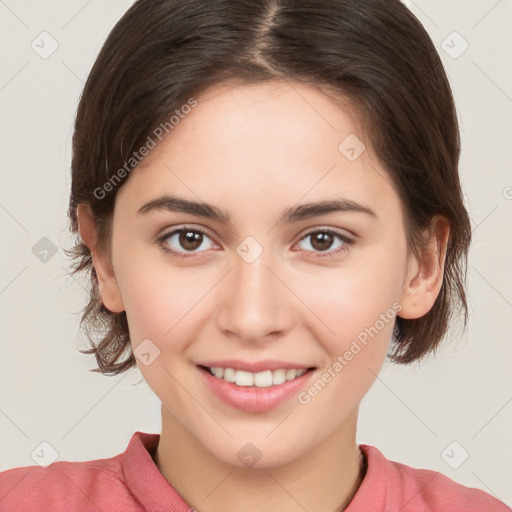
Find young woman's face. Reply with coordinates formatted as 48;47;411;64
109;81;414;468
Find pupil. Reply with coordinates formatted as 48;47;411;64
180;231;202;250
312;232;333;251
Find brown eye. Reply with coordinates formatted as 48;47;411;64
179;230;203;251
296;229;353;257
160;226;215;257
310;232;335;251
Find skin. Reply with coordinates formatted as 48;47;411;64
77;80;449;512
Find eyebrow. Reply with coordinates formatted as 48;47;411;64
137;194;377;224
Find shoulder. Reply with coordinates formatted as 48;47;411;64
358;445;510;512
0;454;134;512
0;432;161;512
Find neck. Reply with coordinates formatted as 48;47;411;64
154;406;365;512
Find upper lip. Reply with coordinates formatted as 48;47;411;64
198;359;315;373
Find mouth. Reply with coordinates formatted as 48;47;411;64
198;365;315;387
196;362;317;413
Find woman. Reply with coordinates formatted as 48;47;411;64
1;0;508;510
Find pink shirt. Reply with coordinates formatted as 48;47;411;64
0;431;509;511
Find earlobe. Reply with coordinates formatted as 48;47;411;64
398;216;450;320
76;204;125;314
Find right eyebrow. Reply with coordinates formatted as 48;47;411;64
137;195;230;223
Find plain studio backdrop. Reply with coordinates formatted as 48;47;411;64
0;0;511;506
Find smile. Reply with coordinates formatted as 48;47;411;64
197;363;316;413
204;366;308;387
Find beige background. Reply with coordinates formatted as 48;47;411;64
0;0;511;506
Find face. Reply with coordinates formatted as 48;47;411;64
95;81;418;468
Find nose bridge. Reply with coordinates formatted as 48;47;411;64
216;237;292;341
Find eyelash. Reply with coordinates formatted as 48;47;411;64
157;225;354;260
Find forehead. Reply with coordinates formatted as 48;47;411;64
173;80;363;163
116;80;399;222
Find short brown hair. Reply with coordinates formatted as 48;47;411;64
66;0;471;375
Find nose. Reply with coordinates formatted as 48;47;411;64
215;248;295;345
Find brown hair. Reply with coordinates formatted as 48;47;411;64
66;0;471;375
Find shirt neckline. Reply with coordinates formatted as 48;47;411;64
121;431;192;511
122;431;386;511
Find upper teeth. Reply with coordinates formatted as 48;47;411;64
209;367;307;387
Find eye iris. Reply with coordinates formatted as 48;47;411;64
311;232;334;251
179;230;202;251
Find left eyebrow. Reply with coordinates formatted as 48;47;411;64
281;198;378;222
136;195;378;225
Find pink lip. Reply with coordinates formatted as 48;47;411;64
198;359;313;373
197;365;316;413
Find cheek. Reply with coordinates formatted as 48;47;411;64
294;260;400;417
115;250;208;346
294;252;403;353
117;259;211;400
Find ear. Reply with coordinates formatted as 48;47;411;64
76;204;125;313
399;215;450;320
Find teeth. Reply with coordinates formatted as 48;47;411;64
235;370;253;386
208;366;308;387
272;369;286;385
211;367;224;378
285;369;297;381
223;368;236;383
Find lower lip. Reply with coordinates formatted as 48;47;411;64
198;366;315;413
